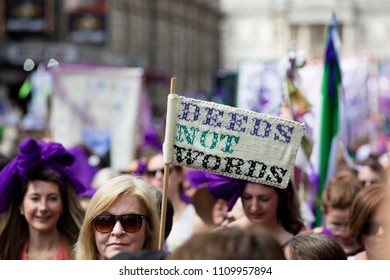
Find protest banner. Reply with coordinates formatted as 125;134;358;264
163;93;305;190
49;63;143;170
236;60;285;117
158;77;305;248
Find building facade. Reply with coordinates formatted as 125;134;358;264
0;0;222;117
220;0;390;70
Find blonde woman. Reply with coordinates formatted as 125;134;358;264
75;174;160;259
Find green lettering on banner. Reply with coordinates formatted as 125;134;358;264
220;134;240;153
175;124;199;145
164;94;305;189
200;130;218;150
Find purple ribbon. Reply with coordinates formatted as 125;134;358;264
185;169;246;211
68;145;98;198
0;138;87;213
142;126;163;151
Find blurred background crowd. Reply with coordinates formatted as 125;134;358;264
1;0;390;260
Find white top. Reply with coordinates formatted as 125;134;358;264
165;204;196;252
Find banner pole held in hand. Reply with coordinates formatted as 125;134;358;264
158;77;176;250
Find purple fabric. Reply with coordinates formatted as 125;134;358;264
142;127;163;151
0;138;87;213
185;169;246;211
78;186;97;198
325;14;339;101
307;162;319;211
180;190;191;205
134;160;147;176
68;145;98;197
185;169;213;189
320;226;336;239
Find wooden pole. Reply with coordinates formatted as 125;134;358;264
158;77;176;250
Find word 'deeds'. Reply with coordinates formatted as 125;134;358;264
163;94;305;189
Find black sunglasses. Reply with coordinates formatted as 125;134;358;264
93;213;146;233
145;168;165;177
359;180;379;187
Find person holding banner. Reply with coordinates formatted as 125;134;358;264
0;138;86;260
186;170;244;232
74;174;160;259
225;179;304;246
171;167;304;246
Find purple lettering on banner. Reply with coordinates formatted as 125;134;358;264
274;124;293;144
225;112;248;133
178;101;200;122
202;107;223;127
249;117;271;138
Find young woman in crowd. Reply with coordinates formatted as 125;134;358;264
226;179;304;246
184;170;304;246
0;138;86;259
313;170;364;257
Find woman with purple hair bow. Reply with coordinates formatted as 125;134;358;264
0;138;86;259
186;170;304;246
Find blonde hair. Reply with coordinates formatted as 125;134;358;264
74;174;160;259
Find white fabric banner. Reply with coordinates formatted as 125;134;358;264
50;64;143;169
236;60;285;117
163;94;305;189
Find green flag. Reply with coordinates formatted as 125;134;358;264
315;13;343;226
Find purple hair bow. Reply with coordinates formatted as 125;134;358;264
142;127;163;151
0;138;87;213
186;169;246;211
68;145;98;197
